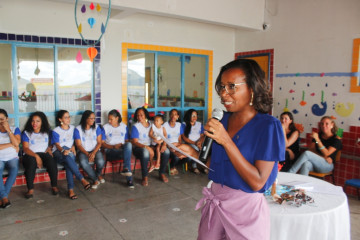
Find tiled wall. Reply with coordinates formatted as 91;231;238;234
303;125;360;196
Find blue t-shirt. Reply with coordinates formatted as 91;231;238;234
209;112;285;193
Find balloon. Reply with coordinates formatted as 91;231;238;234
88;17;96;28
76;50;83;63
90;2;95;10
87;47;98;62
81;4;86;13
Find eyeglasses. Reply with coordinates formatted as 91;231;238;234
216;82;246;95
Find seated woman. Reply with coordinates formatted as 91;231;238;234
131;107;170;186
22;111;59;198
102;109;134;188
52;110;91;200
181;109;204;174
0;109;20;208
74;110;105;189
289;116;342;175
163;109;198;175
279;112;300;172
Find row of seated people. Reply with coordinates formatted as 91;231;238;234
0;107;206;208
279;111;342;176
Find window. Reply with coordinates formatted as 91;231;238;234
0;33;98;128
122;43;213;125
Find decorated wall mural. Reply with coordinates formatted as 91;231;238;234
273;72;360;137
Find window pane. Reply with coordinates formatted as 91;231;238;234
184;56;206;107
0;44;14;113
128;52;155;109
17;47;55;113
70;114;82;126
158;55;181;107
58;47;92;111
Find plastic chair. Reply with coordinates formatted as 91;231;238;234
344;179;360;200
309;150;341;184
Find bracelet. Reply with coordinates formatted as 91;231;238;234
319;146;325;150
61;149;65;153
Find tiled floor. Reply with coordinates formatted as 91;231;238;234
1;172;359;240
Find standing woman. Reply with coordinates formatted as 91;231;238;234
22;111;59;198
131;107;170;186
0;109;20;208
163;108;198;175
74;110;105;189
102;109;134;188
279;111;300;172
52;110;91;200
196;59;285;239
182;109;204;174
289;116;341;175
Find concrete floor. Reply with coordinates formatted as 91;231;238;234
1;172;359;240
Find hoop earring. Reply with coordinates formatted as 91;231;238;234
249;92;254;106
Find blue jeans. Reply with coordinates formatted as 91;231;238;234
53;147;84;190
288;150;333;175
133;146;170;178
105;142;133;181
78;151;105;182
0;158;19;199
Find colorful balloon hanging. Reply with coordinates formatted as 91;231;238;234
87;47;98;62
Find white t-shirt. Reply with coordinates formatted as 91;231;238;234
131;122;151;146
0;127;21;161
163;122;184;144
74;125;102;152
150;124;165;146
102;123;129;145
51;125;75;152
185;121;204;142
22;131;50;153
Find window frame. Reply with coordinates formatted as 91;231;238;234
122;43;213;125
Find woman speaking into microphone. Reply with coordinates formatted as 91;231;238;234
196;59;285;240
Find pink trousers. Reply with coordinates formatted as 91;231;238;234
196;182;270;240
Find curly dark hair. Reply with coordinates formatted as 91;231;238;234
183;109;197;138
55;110;68;127
133;107;150;123
108;109;122;123
79;110;96;132
280;112;298;133
23;111;51;134
215;58;273;113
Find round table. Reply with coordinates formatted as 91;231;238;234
268;172;350;240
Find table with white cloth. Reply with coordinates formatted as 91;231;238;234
268;172;350;240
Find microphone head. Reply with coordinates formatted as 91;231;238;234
212;108;224;121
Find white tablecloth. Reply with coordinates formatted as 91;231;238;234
268;172;350;240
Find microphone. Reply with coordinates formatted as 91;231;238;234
199;108;224;163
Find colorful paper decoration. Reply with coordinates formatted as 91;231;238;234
311;91;327;116
81;4;86;13
96;3;101;12
335;102;355;117
320;72;325;77
101;23;105;34
76;50;83;63
78;23;82;33
88;17;96;28
283;99;290;112
300;90;307;106
90;2;95;10
87;47;98;62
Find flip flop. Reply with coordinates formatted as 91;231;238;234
69;194;78;200
83;183;91;191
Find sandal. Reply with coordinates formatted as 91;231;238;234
83;183;91;191
69;194;78;200
148;166;155;173
160;174;169;183
52;188;59;196
154;164;160;170
141;177;149;186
